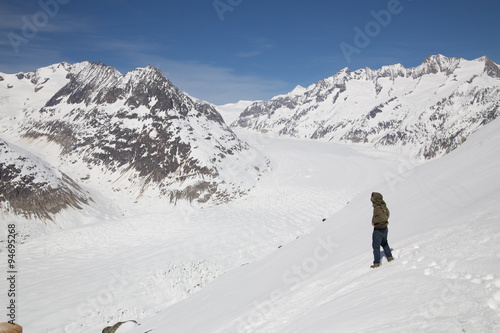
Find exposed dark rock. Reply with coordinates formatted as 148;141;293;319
0;139;91;221
367;107;383;119
102;320;138;333
484;56;500;78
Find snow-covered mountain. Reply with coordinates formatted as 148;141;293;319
0;138;90;220
0;62;268;221
1;55;499;333
233;55;500;159
217;100;259;125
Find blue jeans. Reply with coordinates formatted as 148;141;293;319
372;228;392;264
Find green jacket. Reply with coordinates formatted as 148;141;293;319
371;192;390;229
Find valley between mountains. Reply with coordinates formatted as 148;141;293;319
0;55;499;332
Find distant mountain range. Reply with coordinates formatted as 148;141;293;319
233;55;500;159
1;55;499;221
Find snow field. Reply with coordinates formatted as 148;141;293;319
3;125;406;332
1;103;499;332
129;120;500;332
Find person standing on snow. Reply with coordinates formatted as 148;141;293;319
370;192;394;268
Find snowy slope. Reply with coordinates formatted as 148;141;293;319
0;138;90;221
5;116;498;332
8;125;410;332
217;100;258;125
127;119;500;332
233;55;500;159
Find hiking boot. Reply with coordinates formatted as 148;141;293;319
387;257;394;262
370;264;380;269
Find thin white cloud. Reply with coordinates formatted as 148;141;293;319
234;50;263;58
0;42;66;73
73;37;288;104
0;27;289;104
0;1;92;35
234;36;274;59
0;1;97;61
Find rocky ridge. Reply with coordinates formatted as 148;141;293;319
0;61;268;221
233;55;500;159
0;138;90;220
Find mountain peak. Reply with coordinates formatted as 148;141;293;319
290;85;307;96
424;53;449;62
233;55;500;159
2;60;268;211
480;56;500;78
135;64;162;75
415;54;461;76
122;64;170;85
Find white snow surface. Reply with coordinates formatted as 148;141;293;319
1;104;498;332
217;100;258;125
125;119;500;333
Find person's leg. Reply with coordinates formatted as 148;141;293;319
381;228;393;260
372;229;382;264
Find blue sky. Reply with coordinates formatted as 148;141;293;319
1;0;499;104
